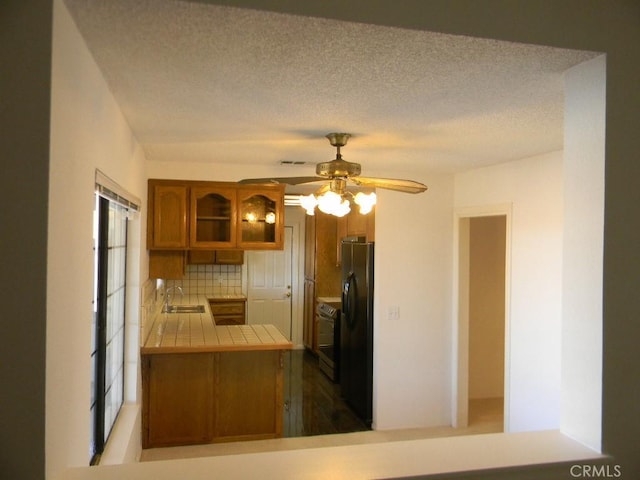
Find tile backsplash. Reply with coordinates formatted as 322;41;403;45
165;264;243;296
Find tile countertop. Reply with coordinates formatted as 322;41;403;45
208;294;247;301
142;294;292;354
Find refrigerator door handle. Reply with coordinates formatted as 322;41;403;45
342;271;357;328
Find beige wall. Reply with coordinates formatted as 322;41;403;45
468;216;506;399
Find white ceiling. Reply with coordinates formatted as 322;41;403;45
63;0;598;177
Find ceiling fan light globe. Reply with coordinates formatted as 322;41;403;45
334;199;351;217
317;191;341;214
316;191;351;217
354;191;377;215
299;193;318;215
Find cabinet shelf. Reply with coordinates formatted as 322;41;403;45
197;216;232;221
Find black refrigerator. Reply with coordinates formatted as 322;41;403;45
340;237;374;426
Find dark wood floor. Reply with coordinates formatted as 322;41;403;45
282;349;369;437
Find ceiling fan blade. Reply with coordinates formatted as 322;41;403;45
238;176;323;185
350;177;428;194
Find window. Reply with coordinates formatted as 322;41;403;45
90;172;139;464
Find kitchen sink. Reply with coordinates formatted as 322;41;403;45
162;304;206;314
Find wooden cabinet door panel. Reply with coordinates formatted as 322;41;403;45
210;300;246;325
214;351;282;440
148;250;185;279
144;353;214;447
151;184;188;248
209;302;245;316
303;279;316;351
304;215;316;278
214;249;244;264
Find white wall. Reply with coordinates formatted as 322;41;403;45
47;1;147;476
455;151;564;432
561;55;606;451
374;173;455;429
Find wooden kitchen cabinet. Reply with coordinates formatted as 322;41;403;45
187;249;244;265
142;350;285;448
142;353;214;448
336;205;375;264
147;181;188;249
209;299;246;325
149;250;185;279
303;278;316;350
236;187;284;250
214;350;284;441
141;320;291;448
303;212;341;353
213;249;244;264
190;185;237;249
147;179;285;252
147;180;283;278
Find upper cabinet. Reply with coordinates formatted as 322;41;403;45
237;188;284;250
336;205;375;264
190;186;237;249
148;182;188;249
147;179;285;251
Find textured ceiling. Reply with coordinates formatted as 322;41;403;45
63;0;598;176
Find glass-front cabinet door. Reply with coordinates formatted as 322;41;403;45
236;187;284;249
190;186;237;249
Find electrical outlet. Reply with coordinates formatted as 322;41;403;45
388;305;400;321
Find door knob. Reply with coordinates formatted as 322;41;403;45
285;292;292;297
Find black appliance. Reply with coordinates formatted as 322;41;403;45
316;297;341;382
340;237;374;426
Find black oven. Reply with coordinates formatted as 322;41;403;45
316;298;341;382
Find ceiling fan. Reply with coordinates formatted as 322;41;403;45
239;133;428;216
239;133;428;194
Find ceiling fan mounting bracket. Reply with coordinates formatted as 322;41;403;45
325;132;351;147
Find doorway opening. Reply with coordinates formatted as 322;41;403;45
454;207;510;432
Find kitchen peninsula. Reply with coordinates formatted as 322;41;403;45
141;296;292;448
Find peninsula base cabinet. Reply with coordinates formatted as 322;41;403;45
143;353;214;448
142;350;285;448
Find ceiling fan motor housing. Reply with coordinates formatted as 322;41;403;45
316;158;361;177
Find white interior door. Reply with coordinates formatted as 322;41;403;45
246;226;293;339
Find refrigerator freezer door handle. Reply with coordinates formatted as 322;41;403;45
343;272;357;329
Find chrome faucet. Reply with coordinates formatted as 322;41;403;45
164;286;184;311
